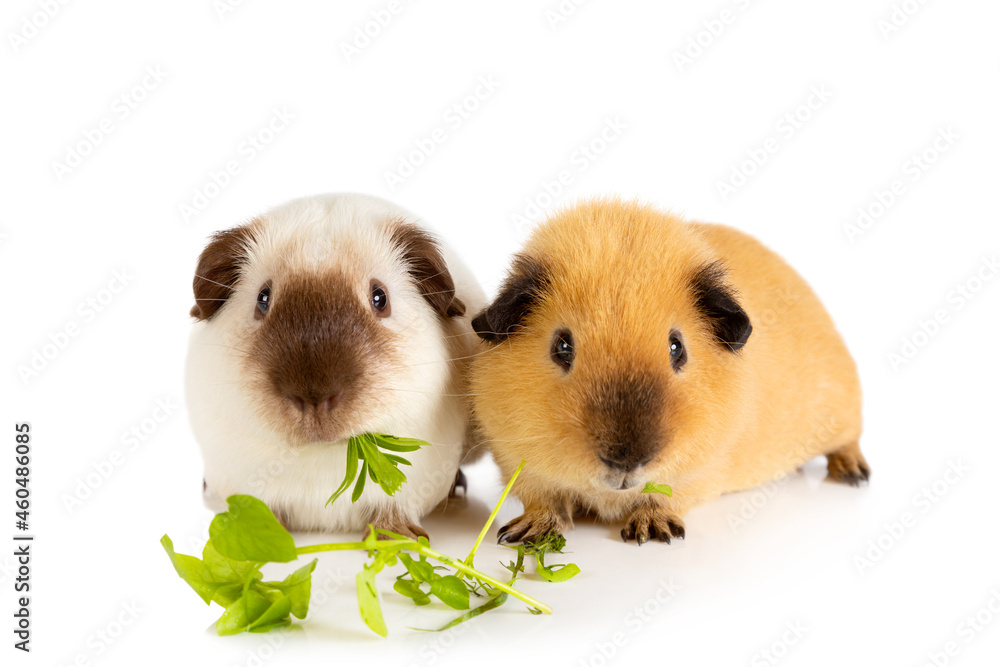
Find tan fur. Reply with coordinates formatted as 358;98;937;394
471;199;865;543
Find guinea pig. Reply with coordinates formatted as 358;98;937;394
186;193;485;539
470;198;868;545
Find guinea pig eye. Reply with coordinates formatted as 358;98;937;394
371;282;390;317
669;332;687;371
550;330;575;370
255;285;271;320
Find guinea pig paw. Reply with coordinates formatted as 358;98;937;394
497;510;564;545
621;508;685;546
826;443;871;487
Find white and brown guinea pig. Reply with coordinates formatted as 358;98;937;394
470;198;868;545
186;193;485;539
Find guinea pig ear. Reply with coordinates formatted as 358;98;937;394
472;255;549;343
389;222;466;319
190;223;258;320
691;263;753;352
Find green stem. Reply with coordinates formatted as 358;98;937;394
293;534;551;615
409;542;551;615
296;541;390;555
461;459;526;575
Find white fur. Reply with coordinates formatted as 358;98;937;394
185;193;485;533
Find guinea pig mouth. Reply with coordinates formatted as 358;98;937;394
606;470;644;491
295;422;346;445
279;401;352;445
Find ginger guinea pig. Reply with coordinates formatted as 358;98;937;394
186;193;485;539
470;199;868;545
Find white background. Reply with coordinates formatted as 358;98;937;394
3;1;999;665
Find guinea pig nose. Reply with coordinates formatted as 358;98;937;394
599;453;654;473
318;390;343;413
287;390;343;413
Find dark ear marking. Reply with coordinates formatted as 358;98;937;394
389;221;465;319
691;262;752;352
472;255;549;343
191;223;258;320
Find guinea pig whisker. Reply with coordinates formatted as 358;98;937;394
439;329;530;341
391;343;509;369
415;286;474;299
365;385;436;396
199;342;253;359
194;274;237;291
412;267;451;285
368;385;482;398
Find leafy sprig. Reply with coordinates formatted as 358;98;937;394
514;532;581;583
642;481;673;496
161;460;581;637
161;495;316;635
326;433;428;505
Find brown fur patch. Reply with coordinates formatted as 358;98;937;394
248;271;396;443
472;254;549;342
191;222;259;320
586;371;668;473
690;262;753;352
389;221;465;319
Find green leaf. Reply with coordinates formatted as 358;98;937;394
216;586;293;636
209;495;297;563
327;439;359;505
356;567;388;637
328;433;430;505
249;617;293;633
430;575;470;610
201;541;262;607
373;434;427;452
642;481;673;497
399;554;435;583
161;535;219;605
248;595;293;632
423;592;508;632
264;559;317;619
352;461;368;502
537;562;581;583
393;578;430;605
382;453;412;467
202;541;260;583
393;579;423;599
356;436;408;496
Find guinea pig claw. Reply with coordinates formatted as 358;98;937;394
826;443;871;487
498;512;562;545
497;520;522;545
622;507;684;546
